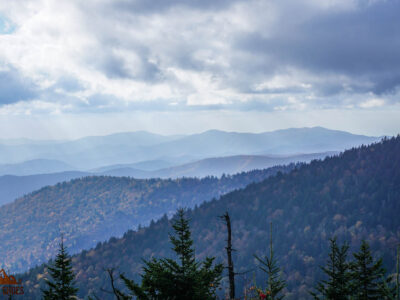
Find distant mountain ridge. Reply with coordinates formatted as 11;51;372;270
0;127;380;169
0;171;89;206
19;136;400;299
0;159;76;176
100;152;337;178
0;152;334;206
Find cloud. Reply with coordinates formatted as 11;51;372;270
54;76;85;93
0;67;38;104
233;0;400;94
359;98;385;108
112;0;240;14
0;0;399;114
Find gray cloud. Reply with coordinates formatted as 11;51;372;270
81;0;400;102
0;68;38;105
100;54;132;79
113;0;239;14
234;0;400;96
54;76;85;92
2;0;400;114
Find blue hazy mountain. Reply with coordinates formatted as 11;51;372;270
0;171;89;206
0;159;77;176
0;153;332;206
92;159;176;173
145;127;380;158
0;127;380;170
0;131;183;168
100;152;336;178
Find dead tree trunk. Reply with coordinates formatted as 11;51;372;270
221;212;235;299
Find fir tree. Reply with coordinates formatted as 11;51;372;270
42;235;78;300
119;208;223;299
311;237;352;300
350;240;393;300
254;222;286;300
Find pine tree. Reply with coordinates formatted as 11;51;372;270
311;237;352;300
42;235;78;300
254;222;286;300
119;208;224;299
350;240;393;300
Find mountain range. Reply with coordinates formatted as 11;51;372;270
0;159;76;176
0;127;380;170
18;136;399;299
98;152;336;178
0;127;379;207
0;153;332;206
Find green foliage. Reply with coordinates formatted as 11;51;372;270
118;209;223;299
311;238;352;299
42;235;78;300
350;240;393;300
311;239;396;300
254;223;286;300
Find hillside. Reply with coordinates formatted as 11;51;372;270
19;136;400;299
0;166;290;273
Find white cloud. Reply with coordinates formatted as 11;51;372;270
0;0;399;137
359;98;385;108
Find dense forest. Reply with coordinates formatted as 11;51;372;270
0;165;291;274
18;136;400;299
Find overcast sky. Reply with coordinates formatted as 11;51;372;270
0;0;399;139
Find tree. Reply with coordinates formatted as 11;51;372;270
311;237;352;300
42;234;78;300
119;208;224;299
350;240;393;300
220;211;236;299
396;244;400;300
254;222;286;300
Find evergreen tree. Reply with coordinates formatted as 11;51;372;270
311;237;352;300
42;235;78;300
350;240;393;300
254;222;286;300
119;208;223;299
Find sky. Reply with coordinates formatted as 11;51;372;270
0;0;399;139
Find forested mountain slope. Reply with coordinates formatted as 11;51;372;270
20;136;400;299
0;166;290;273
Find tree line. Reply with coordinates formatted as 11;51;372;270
42;209;399;300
